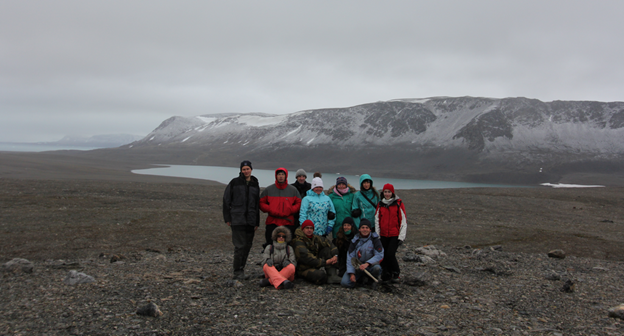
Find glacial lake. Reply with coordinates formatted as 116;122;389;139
132;165;524;190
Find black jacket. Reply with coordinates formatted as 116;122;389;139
223;173;260;227
291;181;311;199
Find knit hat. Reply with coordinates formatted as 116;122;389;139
311;177;324;189
240;160;252;170
342;217;355;227
359;218;372;229
382;183;395;194
301;220;314;230
336;176;348;186
295;169;307;178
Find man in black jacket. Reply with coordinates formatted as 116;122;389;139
291;169;311;228
223;160;260;280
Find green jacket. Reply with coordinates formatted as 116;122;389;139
327;184;356;239
351;174;380;229
291;228;338;275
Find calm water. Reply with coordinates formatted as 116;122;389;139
0;143;99;152
132;165;523;190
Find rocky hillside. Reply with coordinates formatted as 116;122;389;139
105;97;624;184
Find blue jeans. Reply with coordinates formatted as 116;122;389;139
340;264;382;288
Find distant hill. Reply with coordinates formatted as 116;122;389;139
87;97;624;185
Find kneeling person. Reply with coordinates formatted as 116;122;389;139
260;226;297;289
291;220;341;284
341;219;384;288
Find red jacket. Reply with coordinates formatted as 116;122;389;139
374;197;407;240
259;168;302;226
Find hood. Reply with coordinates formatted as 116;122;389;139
359;174;373;187
275;167;289;189
272;226;292;243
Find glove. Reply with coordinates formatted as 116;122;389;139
265;259;273;267
326;226;333;235
398;240;404;247
351;209;362;218
327;211;336;220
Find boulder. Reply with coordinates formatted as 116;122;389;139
1;258;34;274
63;270;96;285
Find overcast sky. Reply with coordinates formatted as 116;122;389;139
1;1;623;142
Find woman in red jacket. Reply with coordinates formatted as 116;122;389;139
374;183;407;282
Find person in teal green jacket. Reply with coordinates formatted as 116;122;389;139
327;176;356;239
351;174;380;230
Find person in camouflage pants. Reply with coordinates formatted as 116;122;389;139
291;220;340;284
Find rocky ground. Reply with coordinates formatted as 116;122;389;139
1;152;624;335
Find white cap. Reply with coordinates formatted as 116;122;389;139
311;177;324;189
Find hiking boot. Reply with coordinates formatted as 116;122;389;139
391;273;401;284
281;280;294;290
326;267;342;284
233;272;251;280
259;278;271;287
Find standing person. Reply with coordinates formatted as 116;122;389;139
374;183;407;283
223;160;260;280
299;177;336;237
328;177;356;239
260;226;297;289
291;169;311;199
291;169;311;228
351;174;380;230
259;168;302;248
333;217;357;277
291;220;341;284
341;219;384;288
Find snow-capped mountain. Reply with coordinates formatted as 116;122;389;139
132;97;624;154
121;96;624;184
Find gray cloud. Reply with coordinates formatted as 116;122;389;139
1;0;623;142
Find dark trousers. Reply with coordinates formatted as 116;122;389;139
297;246;333;285
264;224;296;248
232;225;255;276
380;236;400;280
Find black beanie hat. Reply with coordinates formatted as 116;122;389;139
240;160;252;171
342;217;355;227
359;218;372;229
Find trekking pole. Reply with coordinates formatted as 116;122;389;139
351;257;378;282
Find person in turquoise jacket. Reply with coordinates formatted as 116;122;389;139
351;174;380;230
299;177;336;237
328;176;356;239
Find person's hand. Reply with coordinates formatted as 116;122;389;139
326;256;337;265
265;259;273;267
226;222;231;226
351;209;362;218
350;274;356;283
359;262;369;271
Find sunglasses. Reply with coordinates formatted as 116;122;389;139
277;234;287;238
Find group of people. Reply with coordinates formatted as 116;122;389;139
222;160;408;290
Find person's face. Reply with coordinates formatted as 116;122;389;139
359;225;371;237
337;182;347;189
276;233;287;242
297;175;306;183
241;166;252;178
383;190;393;199
276;171;286;183
343;223;352;232
362;181;371;190
303;226;314;236
313;187;323;194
